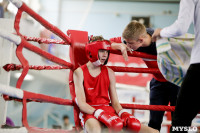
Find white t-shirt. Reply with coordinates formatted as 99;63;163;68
160;0;200;64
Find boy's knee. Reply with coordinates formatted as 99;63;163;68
87;126;101;133
85;119;101;133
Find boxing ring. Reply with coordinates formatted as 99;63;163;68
1;0;197;132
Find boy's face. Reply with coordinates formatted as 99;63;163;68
64;118;69;125
123;39;143;50
98;49;109;64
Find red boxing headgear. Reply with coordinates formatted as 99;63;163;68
86;40;111;66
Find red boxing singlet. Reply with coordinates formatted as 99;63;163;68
81;64;110;106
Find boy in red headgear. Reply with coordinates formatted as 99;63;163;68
73;36;159;133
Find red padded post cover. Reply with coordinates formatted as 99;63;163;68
68;30;89;130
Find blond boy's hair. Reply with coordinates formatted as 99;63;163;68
122;20;146;40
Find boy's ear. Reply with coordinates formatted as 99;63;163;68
138;38;143;43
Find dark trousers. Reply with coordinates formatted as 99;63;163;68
170;64;200;133
148;78;180;131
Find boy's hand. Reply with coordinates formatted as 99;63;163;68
118;109;141;132
94;109;123;131
111;43;132;61
152;28;162;42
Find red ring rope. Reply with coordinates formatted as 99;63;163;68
23;35;67;45
3;64;70;71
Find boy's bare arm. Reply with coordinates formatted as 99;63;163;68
111;42;132;61
73;68;96;114
107;67;123;113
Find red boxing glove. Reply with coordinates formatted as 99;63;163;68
109;37;122;43
118;109;141;132
94;109;123;131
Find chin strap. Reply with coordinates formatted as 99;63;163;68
92;60;102;66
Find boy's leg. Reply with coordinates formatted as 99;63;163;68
83;105;122;133
148;78;169;131
139;124;159;133
85;118;102;133
169;83;180;120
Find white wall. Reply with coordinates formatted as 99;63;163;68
39;0;194;39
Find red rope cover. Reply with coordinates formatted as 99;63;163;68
110;50;157;60
121;103;175;112
108;66;160;74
